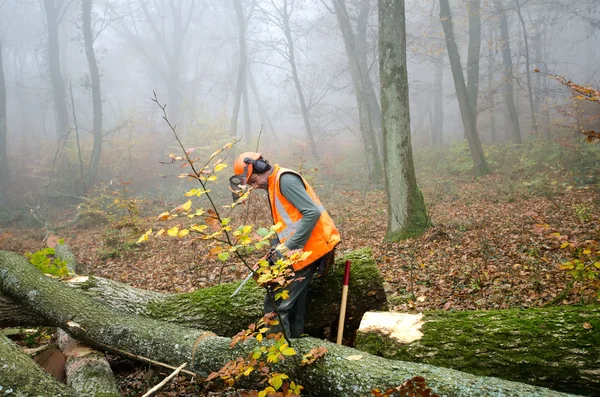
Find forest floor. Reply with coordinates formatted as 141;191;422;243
1;145;599;396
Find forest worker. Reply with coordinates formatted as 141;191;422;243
231;152;341;338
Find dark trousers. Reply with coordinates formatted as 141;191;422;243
264;261;317;338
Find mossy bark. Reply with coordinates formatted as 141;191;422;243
355;308;600;396
0;335;75;397
0;250;581;396
0;248;387;337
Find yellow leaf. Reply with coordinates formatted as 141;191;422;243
207;175;217;181
167;227;180;237
157;211;171;221
136;229;152;243
195;208;206;216
184;189;198;197
214;163;227;172
583;249;592;255
256;333;263;342
178;229;189;238
191;224;208;232
243;366;254;376
156;229;165;236
560;241;570;249
281;347;296;356
272;222;283;232
594;262;600;269
182;199;192;211
242;225;252;234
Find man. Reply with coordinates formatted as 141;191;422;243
232;152;340;338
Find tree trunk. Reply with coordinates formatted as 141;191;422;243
0;248;388;338
231;0;247;139
379;0;431;241
0;335;76;397
466;0;482;131
495;0;522;144
82;0;103;187
334;0;383;184
0;38;8;206
488;27;497;142
248;68;279;142
57;329;121;397
281;1;319;160
356;308;600;396
43;0;69;141
433;51;444;146
0;251;578;397
438;0;490;176
515;0;538;135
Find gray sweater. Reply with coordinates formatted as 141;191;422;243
277;172;321;250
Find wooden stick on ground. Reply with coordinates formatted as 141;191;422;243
142;363;188;397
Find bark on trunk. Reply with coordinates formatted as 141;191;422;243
57;329;121;397
335;0;383;184
433;52;444;146
356;308;600;396
466;0;482;130
379;0;431;241
43;0;69;141
0;335;75;397
0;38;8;206
487;27;497;143
495;0;522;143
438;0;490;176
82;0;103;187
0;248;388;337
0;251;578;397
515;0;538;135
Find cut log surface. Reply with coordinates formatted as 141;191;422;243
0;250;581;397
355;309;600;396
0;248;388;337
0;335;75;397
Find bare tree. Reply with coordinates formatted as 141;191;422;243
495;0;521;143
231;0;249;140
332;0;382;183
487;26;497;142
379;0;430;240
439;0;490;175
42;0;70;140
0;38;8;206
433;50;444;146
515;0;538;135
466;0;481;129
82;0;103;187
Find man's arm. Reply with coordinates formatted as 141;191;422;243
278;173;320;250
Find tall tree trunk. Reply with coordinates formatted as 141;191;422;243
0;39;8;206
379;0;431;241
0;251;578;397
495;0;522;144
82;0;103;187
515;0;538;135
231;0;247;139
43;0;69;141
281;0;319;160
433;51;444;146
356;307;600;396
334;0;383;184
488;27;497;142
242;81;252;144
466;0;482;131
438;0;490;175
248;68;279;142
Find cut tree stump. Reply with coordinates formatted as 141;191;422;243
355;309;600;396
0;250;581;397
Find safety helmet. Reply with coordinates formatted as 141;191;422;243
233;151;262;183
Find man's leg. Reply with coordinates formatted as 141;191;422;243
263;263;316;338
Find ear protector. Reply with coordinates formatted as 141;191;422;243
244;157;270;174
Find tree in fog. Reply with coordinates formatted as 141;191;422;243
332;0;383;183
514;0;538;135
494;0;521;143
0;38;8;206
81;0;103;186
231;0;251;141
439;0;489;175
466;0;481;131
254;0;320;160
42;0;70;140
379;0;430;240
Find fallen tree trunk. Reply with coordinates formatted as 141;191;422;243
57;329;121;397
0;335;75;397
355;310;600;396
0;248;387;337
0;250;579;396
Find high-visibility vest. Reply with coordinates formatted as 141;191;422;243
267;165;340;271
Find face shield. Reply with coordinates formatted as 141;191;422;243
229;174;247;203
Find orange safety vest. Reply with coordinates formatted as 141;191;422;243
267;165;340;271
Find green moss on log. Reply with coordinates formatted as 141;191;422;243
0;335;75;397
356;307;600;395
